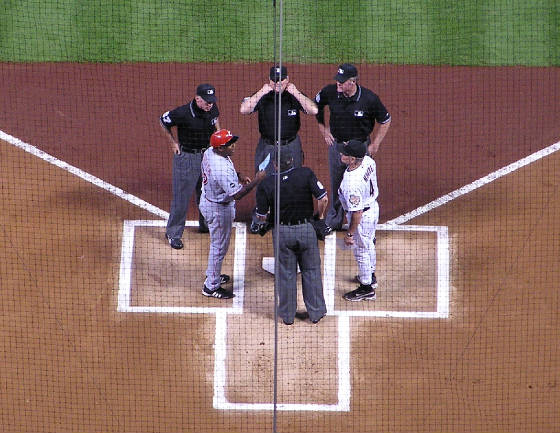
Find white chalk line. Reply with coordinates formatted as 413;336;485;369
0;129;169;220
118;220;449;411
5;129;556;411
386;141;560;225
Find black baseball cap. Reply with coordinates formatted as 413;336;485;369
270;65;288;82
196;83;217;103
336;139;367;158
333;63;358;83
273;147;294;168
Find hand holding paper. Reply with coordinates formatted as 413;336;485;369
258;153;271;172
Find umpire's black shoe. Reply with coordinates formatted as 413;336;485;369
202;285;235;299
295;311;309;321
219;274;231;285
165;234;183;250
282;318;294;325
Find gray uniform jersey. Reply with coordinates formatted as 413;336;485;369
199;148;243;290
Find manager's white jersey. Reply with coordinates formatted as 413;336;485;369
338;155;378;212
201;148;242;204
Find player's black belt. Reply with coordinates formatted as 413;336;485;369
363;207;370;212
279;218;310;226
204;196;230;205
262;136;297;146
181;147;207;154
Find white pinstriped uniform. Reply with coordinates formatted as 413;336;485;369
338;155;379;286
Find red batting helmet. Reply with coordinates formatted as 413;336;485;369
210;129;239;148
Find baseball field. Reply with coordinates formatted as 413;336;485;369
1;1;559;432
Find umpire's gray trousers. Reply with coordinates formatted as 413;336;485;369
166;151;203;239
274;223;327;323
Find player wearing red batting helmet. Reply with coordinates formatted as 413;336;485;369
199;130;265;299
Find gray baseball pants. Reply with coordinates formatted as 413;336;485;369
166;151;204;239
199;199;235;290
274;223;327;323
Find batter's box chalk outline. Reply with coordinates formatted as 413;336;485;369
117;219;449;412
4;129;557;412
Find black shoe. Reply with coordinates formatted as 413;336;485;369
165;234;183;250
282;318;294;325
295;311;309;321
202;285;234;299
343;284;376;302
219;274;231;285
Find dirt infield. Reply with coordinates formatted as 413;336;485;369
2;63;559;221
1;63;559;432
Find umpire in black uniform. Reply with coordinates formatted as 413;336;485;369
240;65;318;173
160;83;220;249
315;63;391;231
240;65;318;233
255;149;328;325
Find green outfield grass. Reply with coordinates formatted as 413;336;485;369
0;0;558;65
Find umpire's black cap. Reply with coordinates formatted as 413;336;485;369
270;65;288;82
196;83;217;103
336;139;367;158
334;63;358;82
273;147;294;170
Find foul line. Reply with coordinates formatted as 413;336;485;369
0;130;169;220
4;129;556;411
387;141;560;225
3;129;558;228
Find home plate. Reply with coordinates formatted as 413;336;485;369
262;257;300;274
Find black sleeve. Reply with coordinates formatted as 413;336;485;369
372;95;391;124
160;106;182;128
314;86;329;124
253;91;271;112
212;104;220;118
255;182;270;216
307;168;327;200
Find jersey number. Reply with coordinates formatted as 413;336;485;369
369;179;376;197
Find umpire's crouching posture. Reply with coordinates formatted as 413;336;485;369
255;149;328;325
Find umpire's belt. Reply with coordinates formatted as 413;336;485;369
334;138;369;144
262;136;297;146
279;218;310;226
181;146;207;154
